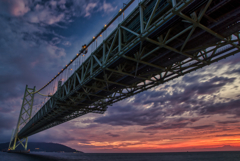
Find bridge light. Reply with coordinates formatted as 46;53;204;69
119;9;122;12
71;60;72;61
71;69;72;70
104;24;107;27
82;44;87;49
93;37;95;39
83;55;85;57
77;54;79;55
100;35;102;37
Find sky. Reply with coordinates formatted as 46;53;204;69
0;0;240;153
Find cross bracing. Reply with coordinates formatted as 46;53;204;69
9;85;35;150
15;0;240;140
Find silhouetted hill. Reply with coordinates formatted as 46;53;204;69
0;142;83;152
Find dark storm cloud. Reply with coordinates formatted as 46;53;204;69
226;68;240;75
195;77;235;95
79;124;100;129
143;117;200;130
215;134;240;137
136;76;235;107
143;123;188;130
0;15;65;104
182;73;213;83
0;0;240;151
31;133;76;143
94;104;166;126
28;121;92;144
94;75;237;127
199;99;240;116
179;76;235;96
0;0;118;144
155;76;236;111
106;132;120;137
189;125;214;130
0;113;16;131
216;120;239;124
0;0;119;102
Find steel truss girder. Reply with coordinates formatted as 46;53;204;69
18;0;240;138
9;85;35;150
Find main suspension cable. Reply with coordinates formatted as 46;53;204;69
27;0;135;95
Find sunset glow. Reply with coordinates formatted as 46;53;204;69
0;0;240;154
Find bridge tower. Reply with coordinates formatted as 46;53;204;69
9;85;35;151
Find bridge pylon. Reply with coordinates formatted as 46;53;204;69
8;85;35;151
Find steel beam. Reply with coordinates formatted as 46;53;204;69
16;0;240;139
9;85;35;150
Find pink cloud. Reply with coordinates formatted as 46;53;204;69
84;3;98;17
9;0;30;16
26;3;66;25
102;0;117;13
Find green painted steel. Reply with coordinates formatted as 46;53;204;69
11;0;240;140
9;85;35;150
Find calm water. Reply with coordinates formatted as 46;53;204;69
0;151;239;161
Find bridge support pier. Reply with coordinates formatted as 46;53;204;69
8;85;35;151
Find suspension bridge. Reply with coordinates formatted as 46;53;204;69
8;0;240;152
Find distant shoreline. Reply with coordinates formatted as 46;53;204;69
0;142;83;153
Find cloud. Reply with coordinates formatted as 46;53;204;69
189;125;214;130
17;59;240;152
215;134;240;137
179;76;235;96
0;0;67;25
101;0;117;13
0;0;30;17
0;113;17;132
24;1;69;25
94;103;166;126
199;99;240;116
144;123;188;130
93;73;238;127
84;3;98;17
11;0;30;16
0;0;121;144
0;0;240;153
72;0;117;17
217;120;239;124
226;68;240;75
0;0;117;26
62;41;71;47
106;132;120;138
143;117;200;130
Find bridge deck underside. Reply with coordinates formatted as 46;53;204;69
18;0;240;139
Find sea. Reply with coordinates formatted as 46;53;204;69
0;151;239;161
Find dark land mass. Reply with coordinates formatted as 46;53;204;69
0;142;82;152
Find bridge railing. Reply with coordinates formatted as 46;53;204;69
24;0;139;125
15;0;240;140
